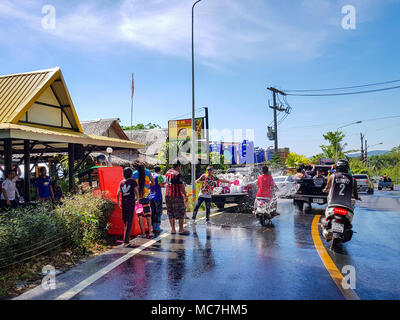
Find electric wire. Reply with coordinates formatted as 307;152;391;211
285;79;400;92
0;236;68;263
0;240;69;270
285;85;400;96
0;233;62;257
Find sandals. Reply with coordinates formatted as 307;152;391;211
178;230;190;236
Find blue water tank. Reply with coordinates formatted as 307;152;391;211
223;145;237;165
254;149;265;163
210;141;223;155
239;140;254;164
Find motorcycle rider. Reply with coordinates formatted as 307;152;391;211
322;159;361;222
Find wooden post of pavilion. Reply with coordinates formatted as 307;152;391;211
4;138;12;174
23;140;31;203
68;143;75;192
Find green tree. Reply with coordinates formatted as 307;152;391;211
311;153;324;164
267;153;285;170
349;158;369;175
285;152;311;167
320;130;359;161
122;123;161;130
320;131;346;160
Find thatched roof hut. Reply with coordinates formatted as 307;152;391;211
123;128;168;166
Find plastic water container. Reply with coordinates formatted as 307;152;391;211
239;140;254;164
223;145;237;164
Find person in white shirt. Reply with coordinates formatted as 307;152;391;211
1;166;21;209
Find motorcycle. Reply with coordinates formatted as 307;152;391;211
321;203;356;250
254;197;277;227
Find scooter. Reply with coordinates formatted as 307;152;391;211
321;204;355;251
254;197;277;227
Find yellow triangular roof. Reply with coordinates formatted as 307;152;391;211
0;67;83;133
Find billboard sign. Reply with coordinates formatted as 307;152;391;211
168;118;204;141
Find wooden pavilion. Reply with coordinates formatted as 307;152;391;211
0;67;145;201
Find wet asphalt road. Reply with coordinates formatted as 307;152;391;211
16;188;400;300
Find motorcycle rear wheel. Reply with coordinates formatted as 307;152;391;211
330;238;338;251
259;215;266;226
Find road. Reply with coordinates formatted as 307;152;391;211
16;188;400;300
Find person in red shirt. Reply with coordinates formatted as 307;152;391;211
165;161;190;235
254;166;279;215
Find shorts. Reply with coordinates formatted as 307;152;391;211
165;196;185;220
138;198;151;217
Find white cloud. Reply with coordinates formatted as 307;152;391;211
0;0;389;66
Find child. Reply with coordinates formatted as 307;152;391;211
149;166;165;236
133;161;155;239
117;167;139;247
52;180;63;204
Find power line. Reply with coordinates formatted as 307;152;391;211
170;108;204;120
285;79;400;92
280;115;400;131
285;85;400;96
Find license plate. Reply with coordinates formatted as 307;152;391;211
226;197;235;202
313;198;324;204
332;222;344;233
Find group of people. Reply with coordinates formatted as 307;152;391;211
0;166;63;210
117;161;283;247
117;161;194;247
293;164;333;187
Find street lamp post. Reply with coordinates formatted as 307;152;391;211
191;0;202;203
366;142;383;169
335;120;362;161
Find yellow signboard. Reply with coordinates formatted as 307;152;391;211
168;118;204;141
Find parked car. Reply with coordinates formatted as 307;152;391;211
273;175;297;199
353;174;374;194
378;177;394;190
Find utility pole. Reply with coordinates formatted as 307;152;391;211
267;87;286;154
360;133;365;161
365;139;368;167
191;0;202;203
205;107;209;164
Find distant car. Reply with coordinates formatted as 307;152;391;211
378;177;394;191
353;174;374;194
273;175;297;199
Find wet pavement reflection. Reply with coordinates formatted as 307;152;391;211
16;189;400;300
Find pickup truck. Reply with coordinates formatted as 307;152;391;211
353;174;374;194
211;166;259;211
293;165;331;212
378;177;394;190
293;178;328;212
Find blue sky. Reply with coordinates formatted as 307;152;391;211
1;0;400;156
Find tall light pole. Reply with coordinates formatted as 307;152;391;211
335;120;362;161
191;0;202;202
366;142;383;169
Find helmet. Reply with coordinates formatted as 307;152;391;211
336;159;349;173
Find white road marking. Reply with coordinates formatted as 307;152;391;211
55;211;223;300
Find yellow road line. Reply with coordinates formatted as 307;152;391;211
311;215;360;300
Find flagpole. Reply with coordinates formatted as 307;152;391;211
130;72;134;162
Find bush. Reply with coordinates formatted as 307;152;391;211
0;191;114;270
0;203;65;267
54;191;114;254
